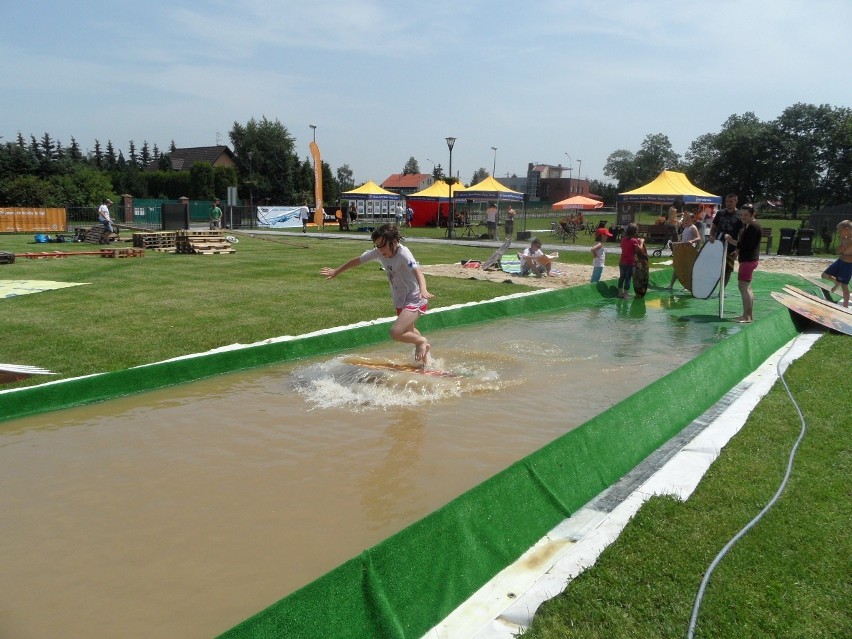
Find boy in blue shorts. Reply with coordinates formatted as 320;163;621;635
821;219;852;308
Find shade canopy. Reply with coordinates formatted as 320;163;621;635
617;170;721;205
341;180;401;201
453;175;524;201
407;180;463;201
552;195;604;210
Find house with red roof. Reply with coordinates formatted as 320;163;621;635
380;173;434;196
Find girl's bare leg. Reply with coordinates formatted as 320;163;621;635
389;310;430;362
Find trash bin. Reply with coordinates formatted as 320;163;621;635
795;228;815;256
777;228;796;255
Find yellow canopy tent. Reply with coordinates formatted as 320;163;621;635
453;176;525;237
341;180;401;222
618;170;720;205
616;170;721;225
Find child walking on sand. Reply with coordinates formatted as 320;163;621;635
320;224;434;362
590;226;613;283
617;223;644;298
821;219;852;308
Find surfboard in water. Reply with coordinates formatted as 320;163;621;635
771;291;852;337
691;240;725;299
341;357;464;379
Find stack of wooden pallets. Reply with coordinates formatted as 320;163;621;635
175;230;235;255
79;225;119;244
99;247;145;258
132;231;177;252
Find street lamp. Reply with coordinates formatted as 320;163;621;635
491;146;497;176
564;153;573;193
247;151;254;220
576;159;582;194
446;137;456;238
309;124;317;142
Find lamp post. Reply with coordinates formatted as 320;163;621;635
446;137;456;238
564;153;573;194
309;124;316;142
247;151;254;220
576;159;582;194
491;146;497;176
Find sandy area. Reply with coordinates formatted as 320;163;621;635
420;255;833;290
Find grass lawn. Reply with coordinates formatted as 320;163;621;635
520;333;850;639
1;231;539;385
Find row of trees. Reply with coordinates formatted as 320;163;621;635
2;103;848;213
0;117;352;208
604;103;852;215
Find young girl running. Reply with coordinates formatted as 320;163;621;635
321;224;434;362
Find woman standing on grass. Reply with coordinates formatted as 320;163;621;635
320;225;434;363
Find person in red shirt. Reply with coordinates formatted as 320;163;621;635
617;223;645;298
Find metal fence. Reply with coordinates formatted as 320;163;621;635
66;202;262;231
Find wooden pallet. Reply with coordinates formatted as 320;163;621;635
174;230;235;254
99;247;145;258
78;225;120;244
133;231;177;250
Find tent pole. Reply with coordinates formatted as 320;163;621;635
718;243;726;319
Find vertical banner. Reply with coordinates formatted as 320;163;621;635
309;141;324;226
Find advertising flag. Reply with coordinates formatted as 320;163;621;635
309;141;323;226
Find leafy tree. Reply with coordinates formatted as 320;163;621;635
336;164;354;191
229;116;299;203
603;149;638;191
403;156;419;174
589;179;618;206
470;167;488;185
634;133;680;185
432;163;445;180
189;162;215;199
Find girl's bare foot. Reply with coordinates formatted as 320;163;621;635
415;342;431;362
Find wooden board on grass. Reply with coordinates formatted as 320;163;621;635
771;291;852;337
782;285;852;316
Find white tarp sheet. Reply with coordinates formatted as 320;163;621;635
256;206;307;228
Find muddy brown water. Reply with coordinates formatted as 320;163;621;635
0;298;734;638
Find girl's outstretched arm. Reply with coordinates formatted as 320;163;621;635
320;256;362;279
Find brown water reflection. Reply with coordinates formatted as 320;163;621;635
0;301;726;638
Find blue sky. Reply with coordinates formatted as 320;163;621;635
2;1;850;189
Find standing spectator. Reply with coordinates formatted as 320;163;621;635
300;204;311;233
395;202;405;227
667;212;701;289
209;198;223;230
485;202;498;240
406;204;414;228
504;206;516;239
98;198;114;244
590;226;613;283
617;223;645;298
724;204;762;322
709;193;744;287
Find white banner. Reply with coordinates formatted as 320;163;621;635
256;206;306;228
